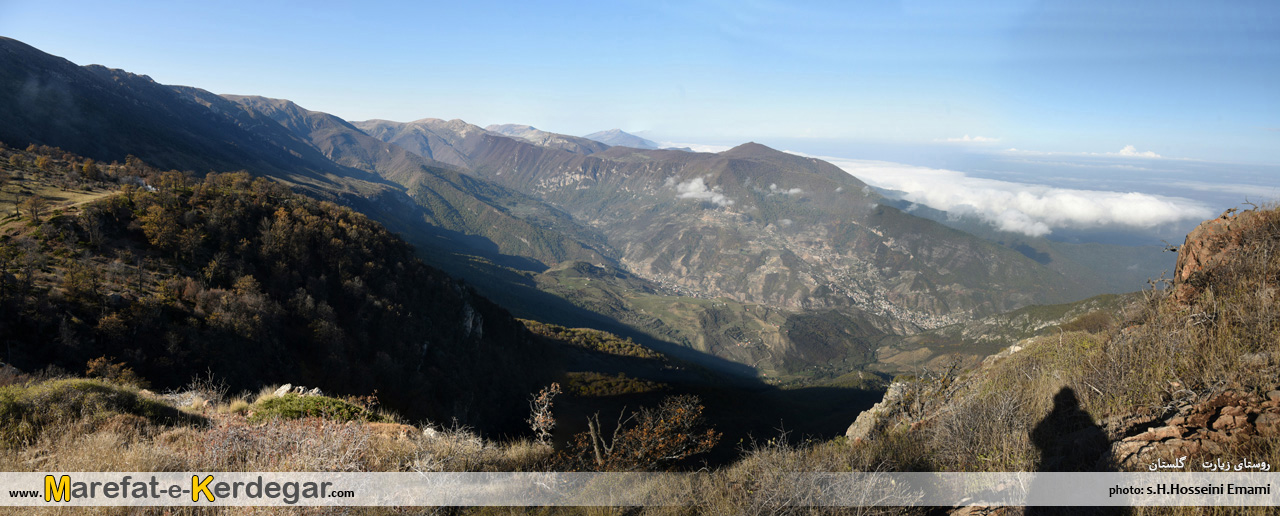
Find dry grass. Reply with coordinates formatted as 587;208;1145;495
0;374;559;478
683;433;930;515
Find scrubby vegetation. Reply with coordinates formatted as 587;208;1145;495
247;394;388;424
522;319;661;359
0;144;552;432
554;394;720;472
563;371;666;397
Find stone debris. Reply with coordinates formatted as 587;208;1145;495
1111;383;1280;469
272;383;323;397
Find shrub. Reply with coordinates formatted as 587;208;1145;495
556;395;720;471
84;356;149;389
248;394;388;423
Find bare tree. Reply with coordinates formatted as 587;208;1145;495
527;382;561;445
22;195;47;223
561;395;721;471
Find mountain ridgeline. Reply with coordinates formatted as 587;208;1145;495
0;36;1140;380
351;120;1090;325
582;129;662;150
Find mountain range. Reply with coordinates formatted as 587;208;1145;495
0;36;1169;379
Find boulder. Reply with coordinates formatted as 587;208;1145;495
846;382;907;442
1172;210;1258;303
1256;412;1280;436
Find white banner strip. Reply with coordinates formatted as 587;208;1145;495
0;472;1274;507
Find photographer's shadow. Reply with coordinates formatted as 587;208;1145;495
1026;387;1123;516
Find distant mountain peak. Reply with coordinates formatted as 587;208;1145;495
486;123;538;133
483;123;609;155
721;141;782;158
583;129;659;150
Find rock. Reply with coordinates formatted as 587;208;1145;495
1221;406;1245;417
845;382;907;442
845;409;880;443
1171;210;1257;303
1126;425;1185;442
1186;413;1212;427
1207;392;1239;409
1212;415;1245;431
1256;412;1280;435
1206;430;1233;443
1164;439;1201;456
306;387;323;396
273;384;292;397
1266;391;1280;403
1111;441;1152;466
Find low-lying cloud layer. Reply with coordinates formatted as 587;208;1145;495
801;155;1214;237
1004;145;1164;159
671;176;734;207
939;135;999;143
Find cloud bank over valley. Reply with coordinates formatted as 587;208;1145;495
798;154;1217;238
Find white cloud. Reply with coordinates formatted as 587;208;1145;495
657;141;734;153
768;183;803;195
675;177;734;207
787;153;1214;237
1111;145;1161;158
939;135;1000;143
1004;145;1168;159
1170;180;1280;199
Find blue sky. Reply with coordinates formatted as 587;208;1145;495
2;0;1276;163
2;1;1277;239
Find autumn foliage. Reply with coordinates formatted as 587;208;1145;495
556;395;721;471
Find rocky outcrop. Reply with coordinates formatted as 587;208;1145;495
273;384;324;397
846;382;909;442
1110;382;1280;469
1171;208;1258;303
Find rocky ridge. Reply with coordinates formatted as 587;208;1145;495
846;206;1280;470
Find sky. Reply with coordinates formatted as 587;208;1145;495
2;0;1277;239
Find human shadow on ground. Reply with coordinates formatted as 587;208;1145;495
1026;387;1124;516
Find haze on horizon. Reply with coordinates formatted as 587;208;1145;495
1;0;1276;240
